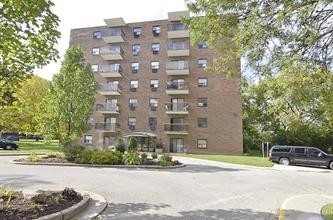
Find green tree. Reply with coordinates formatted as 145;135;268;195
127;137;138;152
0;0;60;104
41;47;98;146
114;137;125;153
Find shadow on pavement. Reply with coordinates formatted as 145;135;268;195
0;174;52;188
98;202;276;220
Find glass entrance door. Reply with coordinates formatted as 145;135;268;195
170;138;184;153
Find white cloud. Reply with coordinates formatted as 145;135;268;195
35;0;187;80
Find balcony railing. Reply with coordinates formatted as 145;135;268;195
94;123;119;132
168;23;187;31
96;103;120;113
166;81;189;90
165;103;189;113
164;124;188;133
166;61;189;70
167;42;189;50
99;84;122;92
98;64;122;73
102;28;124;37
100;46;124;55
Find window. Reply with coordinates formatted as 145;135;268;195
197;139;207;149
129;98;138;110
93;31;101;39
152;43;160;54
133;27;141;38
92;47;100;55
91;64;98;72
132;44;140;56
152;25;161;36
149;98;158;111
197;118;208;128
130;80;138;92
294;147;306;154
149;117;157;130
128;117;136;130
198;78;208;87
198;41;208;49
131;62;139;73
198;59;208;68
151;61;159;73
197;98;208;107
308;148;321;156
84;135;93;144
272;147;291;153
150;79;158;91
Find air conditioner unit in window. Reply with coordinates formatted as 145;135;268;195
129;125;135;130
132;69;138;73
198;102;204;107
152;50;159;55
152;68;158;73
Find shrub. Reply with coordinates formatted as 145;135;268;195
160;154;172;162
27;153;39;162
115;137;125;153
63;145;84;162
46;153;57;158
151;153;158;159
123;151;141;165
127;137;138;152
159;160;173;167
75;150;94;164
141;153;148;161
158;154;174;167
90;151;123;165
61;188;79;201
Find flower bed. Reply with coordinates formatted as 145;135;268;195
0;188;82;220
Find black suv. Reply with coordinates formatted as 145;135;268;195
0;139;18;150
269;146;333;169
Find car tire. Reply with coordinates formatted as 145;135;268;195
329;161;333;170
279;157;290;166
5;145;12;150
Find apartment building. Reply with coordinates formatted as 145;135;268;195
70;11;243;154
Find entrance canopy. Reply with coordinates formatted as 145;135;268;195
122;132;157;138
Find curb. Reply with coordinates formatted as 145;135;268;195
13;161;185;169
0;153;47;156
36;196;90;220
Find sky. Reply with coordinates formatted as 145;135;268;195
35;0;188;80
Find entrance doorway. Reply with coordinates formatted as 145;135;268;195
170;138;184;153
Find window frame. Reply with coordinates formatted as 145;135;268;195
132;44;141;56
197;58;208;68
93;31;101;39
152;43;160;54
91;64;98;73
197;118;208;128
197;139;207;149
148;117;157;130
198;78;208;87
198;41;208;49
133;27;142;38
92;47;100;55
129;80;139;91
84;135;93;144
197;97;208;107
131;62;139;73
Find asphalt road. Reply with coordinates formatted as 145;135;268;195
0;156;332;220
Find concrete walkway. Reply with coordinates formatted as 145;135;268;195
279;194;333;220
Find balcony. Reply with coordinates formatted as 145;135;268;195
165;103;189;115
94;123;120;133
164;124;188;135
166;81;189;95
100;46;123;60
167;42;190;57
102;28;125;43
166;61;189;75
98;84;122;96
96;103;120;114
104;17;126;27
98;64;122;78
168;11;189;21
167;23;189;38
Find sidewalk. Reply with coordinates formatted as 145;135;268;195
279;194;333;220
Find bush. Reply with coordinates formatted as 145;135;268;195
123;151;141;165
63;145;84;162
90;151;123;165
151;153;158;159
114;137;125;153
158;154;173;167
160;154;172;162
27;153;39;162
127;137;138;152
141;153;148;161
75;150;94;164
159;160;173;167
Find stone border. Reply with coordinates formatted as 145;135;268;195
36;196;90;220
13;161;185;169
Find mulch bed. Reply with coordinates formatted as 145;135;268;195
15;157;69;163
0;189;82;220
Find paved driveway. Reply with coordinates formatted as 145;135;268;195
0;156;332;219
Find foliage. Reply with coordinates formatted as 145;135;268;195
74;150;94;164
159;160;173;167
141;153;148;161
114;137;125;153
158;154;173;167
151;153;158;159
61;188;79;201
0;187;14;199
184;0;333;76
122;151;142;165
160;154;173;162
27;153;39;162
90;151;123;165
63;145;84;162
127;137;138;152
0;0;60;104
321;203;333;220
40;47;98;145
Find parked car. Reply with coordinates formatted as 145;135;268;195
269;145;333;169
0;139;19;150
2;133;19;141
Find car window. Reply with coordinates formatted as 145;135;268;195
272;147;291;153
308;148;321;156
294;148;306;154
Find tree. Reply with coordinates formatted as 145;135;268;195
0;0;60;104
184;0;333;76
114;137;125;153
41;47;98;146
127;137;138;152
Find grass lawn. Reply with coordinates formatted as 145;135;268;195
322;204;333;220
0;139;61;155
172;151;274;167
